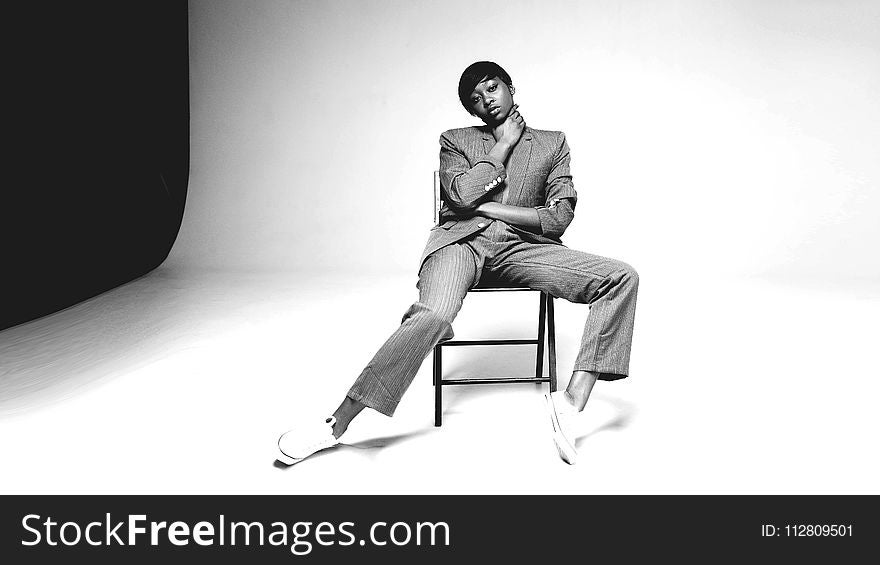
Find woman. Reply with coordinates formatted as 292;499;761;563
277;61;639;465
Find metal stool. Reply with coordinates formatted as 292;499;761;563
431;171;557;426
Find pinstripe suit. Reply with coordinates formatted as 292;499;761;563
347;126;639;416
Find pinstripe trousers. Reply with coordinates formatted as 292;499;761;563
347;220;639;416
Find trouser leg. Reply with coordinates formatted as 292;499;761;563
488;244;639;379
346;244;479;416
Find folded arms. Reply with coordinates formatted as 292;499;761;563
438;130;577;240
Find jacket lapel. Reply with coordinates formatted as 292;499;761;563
481;127;533;204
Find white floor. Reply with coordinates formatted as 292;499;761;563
1;265;878;494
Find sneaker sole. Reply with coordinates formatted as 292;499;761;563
544;394;577;465
276;452;304;466
277;438;339;467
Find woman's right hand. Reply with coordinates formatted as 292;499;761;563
495;104;525;145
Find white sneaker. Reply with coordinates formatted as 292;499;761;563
544;392;577;465
277;416;340;466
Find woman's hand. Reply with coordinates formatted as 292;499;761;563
493;104;525;146
475;201;499;219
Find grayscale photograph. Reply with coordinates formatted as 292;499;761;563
2;0;878;499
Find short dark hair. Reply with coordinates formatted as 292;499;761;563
458;61;513;115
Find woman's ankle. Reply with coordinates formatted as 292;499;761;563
331;396;366;438
566;370;600;411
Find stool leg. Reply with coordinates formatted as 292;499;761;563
547;296;557;392
434;345;442;426
536;292;547;381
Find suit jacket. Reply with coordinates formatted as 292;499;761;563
420;125;579;266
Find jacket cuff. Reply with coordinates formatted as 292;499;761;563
470;160;507;195
535;198;575;239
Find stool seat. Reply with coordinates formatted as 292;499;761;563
472;270;532;291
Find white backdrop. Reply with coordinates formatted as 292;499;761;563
174;0;880;283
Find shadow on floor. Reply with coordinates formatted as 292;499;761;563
574;395;638;447
272;428;436;469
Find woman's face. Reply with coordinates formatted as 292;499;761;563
468;77;514;125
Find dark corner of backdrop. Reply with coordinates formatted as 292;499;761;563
3;2;190;331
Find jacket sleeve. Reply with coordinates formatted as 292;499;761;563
439;131;507;213
535;132;578;240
